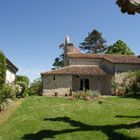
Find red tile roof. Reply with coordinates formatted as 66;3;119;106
41;65;107;76
104;55;140;64
68;54;140;64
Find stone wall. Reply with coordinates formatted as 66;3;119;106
69;58;102;65
43;88;71;96
100;59;114;74
42;75;72;96
72;75;112;95
115;64;140;73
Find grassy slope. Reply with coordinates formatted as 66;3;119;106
0;99;23;127
0;96;140;140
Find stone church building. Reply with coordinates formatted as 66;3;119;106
41;36;140;96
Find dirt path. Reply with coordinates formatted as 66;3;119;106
0;99;24;127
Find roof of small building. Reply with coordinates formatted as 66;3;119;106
68;54;140;64
41;65;107;76
6;58;18;72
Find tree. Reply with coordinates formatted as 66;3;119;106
79;29;108;53
116;0;140;15
15;75;30;87
0;51;6;90
106;40;134;55
52;43;65;70
28;78;42;96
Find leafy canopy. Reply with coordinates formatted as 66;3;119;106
79;29;108;53
106;40;134;55
52;43;65;70
28;78;42;96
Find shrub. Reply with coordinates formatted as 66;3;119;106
87;90;101;97
16;81;28;97
112;71;140;96
2;84;16;99
124;71;140;95
16;75;30;87
71;90;101;101
0;90;5;105
69;88;73;96
28;78;42;96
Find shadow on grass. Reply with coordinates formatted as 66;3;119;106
22;116;140;140
121;94;140;100
115;115;140;119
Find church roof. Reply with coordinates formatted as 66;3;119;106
68;54;140;64
41;65;107;76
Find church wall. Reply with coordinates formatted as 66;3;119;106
100;59;114;74
69;58;102;65
72;75;112;95
42;75;72;96
114;63;140;73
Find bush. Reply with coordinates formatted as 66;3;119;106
28;78;42;96
71;90;101;100
16;75;30;87
124;71;140;95
112;71;140;96
87;90;101;97
16;82;28;97
1;84;16;99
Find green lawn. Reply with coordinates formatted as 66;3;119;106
0;96;140;140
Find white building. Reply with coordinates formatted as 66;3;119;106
6;59;18;83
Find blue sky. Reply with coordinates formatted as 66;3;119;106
0;0;140;82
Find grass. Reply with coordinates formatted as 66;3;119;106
0;96;140;140
0;99;24;127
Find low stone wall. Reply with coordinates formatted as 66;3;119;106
42;88;71;96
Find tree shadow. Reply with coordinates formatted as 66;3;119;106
115;115;140;119
22;116;140;140
121;94;140;100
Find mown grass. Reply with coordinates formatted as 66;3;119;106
0;96;140;140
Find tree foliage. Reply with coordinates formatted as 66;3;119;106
16;75;30;87
0;51;6;90
79;29;108;53
28;78;42;96
106;40;134;55
16;81;28;97
116;0;140;15
52;43;65;70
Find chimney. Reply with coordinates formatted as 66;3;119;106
64;35;70;66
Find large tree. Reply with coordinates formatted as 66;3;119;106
52;43;65;70
79;29;108;53
116;0;140;15
0;51;6;90
106;40;134;55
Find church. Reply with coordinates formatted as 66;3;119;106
41;36;140;96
